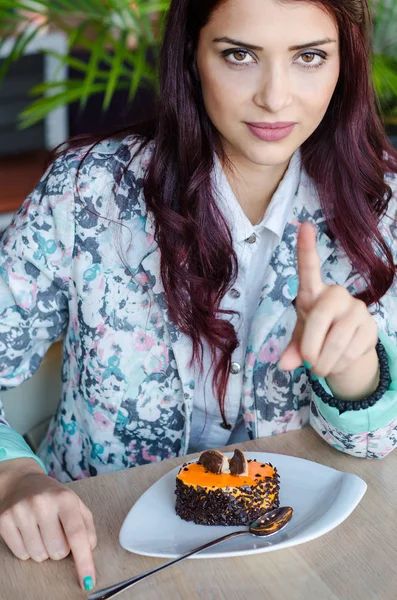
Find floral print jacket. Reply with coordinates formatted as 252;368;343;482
0;136;397;482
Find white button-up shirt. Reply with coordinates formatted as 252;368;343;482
188;149;302;453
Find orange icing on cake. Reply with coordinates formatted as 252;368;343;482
177;461;275;490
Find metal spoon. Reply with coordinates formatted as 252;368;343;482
88;506;293;600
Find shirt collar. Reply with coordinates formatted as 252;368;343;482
212;148;302;244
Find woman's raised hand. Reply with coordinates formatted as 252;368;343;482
279;222;379;397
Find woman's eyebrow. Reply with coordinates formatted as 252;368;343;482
213;36;337;51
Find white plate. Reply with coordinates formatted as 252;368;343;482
119;452;366;559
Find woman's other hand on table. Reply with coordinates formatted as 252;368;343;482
0;458;97;591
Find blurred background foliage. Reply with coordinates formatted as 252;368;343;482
0;0;169;129
371;0;397;125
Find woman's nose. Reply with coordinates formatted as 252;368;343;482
253;66;293;113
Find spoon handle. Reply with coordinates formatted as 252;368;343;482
88;530;247;600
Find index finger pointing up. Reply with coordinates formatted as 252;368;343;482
297;222;325;301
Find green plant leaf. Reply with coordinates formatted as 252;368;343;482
29;78;94;96
103;32;127;110
49;0;108;19
66;20;87;51
0;1;46;13
63;35;134;78
0;20;47;84
127;38;147;101
373;55;397;96
139;2;170;15
137;10;155;44
110;0;142;35
19;80;128;129
79;27;109;109
43;50;126;81
28;80;75;95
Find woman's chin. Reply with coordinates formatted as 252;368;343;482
239;145;298;168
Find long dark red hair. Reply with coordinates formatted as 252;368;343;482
62;0;397;426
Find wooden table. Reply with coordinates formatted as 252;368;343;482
1;428;397;600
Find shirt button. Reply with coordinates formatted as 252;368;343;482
229;288;241;299
245;234;257;244
230;362;242;375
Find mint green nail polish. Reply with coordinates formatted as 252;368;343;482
303;361;312;371
83;576;94;591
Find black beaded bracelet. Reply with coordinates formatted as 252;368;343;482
307;340;391;414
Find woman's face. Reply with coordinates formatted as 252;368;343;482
196;0;340;169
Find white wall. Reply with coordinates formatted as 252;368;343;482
1;342;62;437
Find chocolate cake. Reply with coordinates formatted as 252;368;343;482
175;449;280;526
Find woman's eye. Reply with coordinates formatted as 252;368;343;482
297;52;327;69
223;50;255;66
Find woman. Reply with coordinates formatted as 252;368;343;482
0;0;397;591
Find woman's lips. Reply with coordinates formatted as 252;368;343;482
246;122;296;142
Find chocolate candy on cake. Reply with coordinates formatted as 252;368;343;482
199;450;230;474
229;449;249;476
175;449;280;526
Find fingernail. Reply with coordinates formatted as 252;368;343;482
83;576;94;591
303;361;312;371
36;554;49;563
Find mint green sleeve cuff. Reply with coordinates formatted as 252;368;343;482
311;330;397;435
0;425;47;473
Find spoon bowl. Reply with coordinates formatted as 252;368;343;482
250;506;294;537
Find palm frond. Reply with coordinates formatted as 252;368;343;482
0;19;47;81
79;27;109;109
127;39;148;101
103;31;128;110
